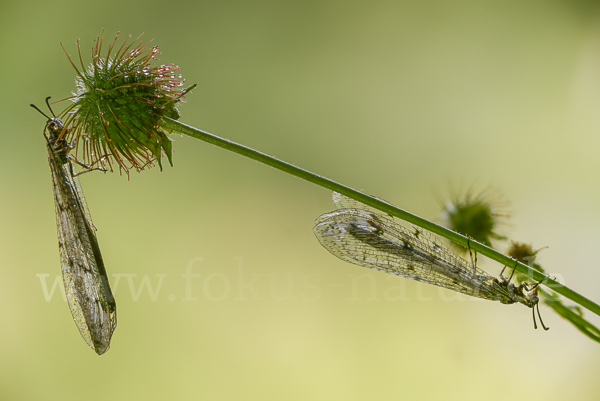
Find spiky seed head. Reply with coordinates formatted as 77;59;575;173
440;187;509;251
60;31;193;172
507;241;546;280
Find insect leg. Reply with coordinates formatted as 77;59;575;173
466;237;477;274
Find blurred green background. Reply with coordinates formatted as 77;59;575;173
2;0;600;399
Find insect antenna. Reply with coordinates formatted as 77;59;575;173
30;96;57;119
45;96;57;117
533;303;549;331
30;102;52;120
530;275;550;330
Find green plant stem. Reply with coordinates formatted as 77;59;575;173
163;117;600;318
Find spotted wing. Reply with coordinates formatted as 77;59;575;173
48;148;117;355
314;196;511;302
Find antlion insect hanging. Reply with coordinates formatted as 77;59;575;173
31;98;117;355
313;192;548;330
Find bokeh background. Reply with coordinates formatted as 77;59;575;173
2;0;600;399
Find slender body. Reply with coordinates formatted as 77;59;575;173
34;101;117;354
314;192;545;327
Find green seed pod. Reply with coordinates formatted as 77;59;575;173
440;187;508;251
60;32;193;172
506;241;546;274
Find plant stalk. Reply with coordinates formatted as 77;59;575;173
163;117;600;318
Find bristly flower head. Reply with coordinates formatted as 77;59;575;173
60;31;193;172
506;241;546;274
440;186;509;251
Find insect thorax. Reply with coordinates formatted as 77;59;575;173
46;117;65;139
496;278;539;308
45;118;71;162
